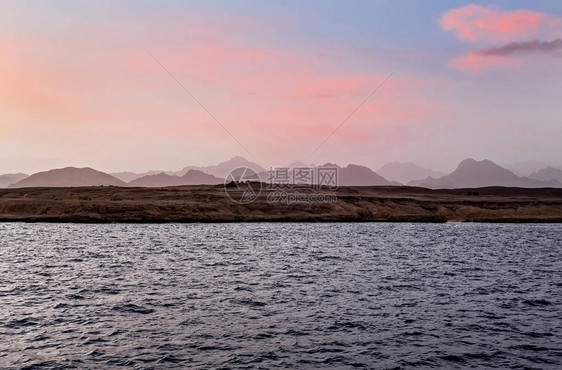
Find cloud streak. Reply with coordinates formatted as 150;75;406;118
475;38;562;57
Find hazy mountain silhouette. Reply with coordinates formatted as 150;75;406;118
0;173;28;188
504;160;560;177
181;170;224;184
227;167;262;182
254;163;394;186
177;156;266;178
529;166;562;183
110;170;165;183
111;157;263;182
410;159;560;188
7;157;562;189
320;163;395;186
408;176;456;188
129;169;223;187
128;173;182;187
377;162;445;184
10;167;126;188
253;161;316;182
286;161;315;168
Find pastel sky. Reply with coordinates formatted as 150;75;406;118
1;0;561;174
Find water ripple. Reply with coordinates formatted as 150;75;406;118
0;223;561;368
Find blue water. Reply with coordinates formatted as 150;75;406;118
0;223;561;368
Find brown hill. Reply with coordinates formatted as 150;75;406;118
1;185;561;223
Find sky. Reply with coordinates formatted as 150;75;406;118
1;0;561;174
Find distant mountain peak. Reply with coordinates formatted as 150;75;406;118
184;169;206;175
224;156;253;165
337;163;393;186
287;160;312;168
320;162;340;168
529;166;562;183
457;158;478;166
411;158;559;189
377;162;445;185
178;156;265;178
454;158;510;173
129;169;223;187
345;164;369;170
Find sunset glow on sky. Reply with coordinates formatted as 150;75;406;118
1;1;561;174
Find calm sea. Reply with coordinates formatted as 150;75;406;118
1;223;561;368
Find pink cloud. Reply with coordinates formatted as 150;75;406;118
0;14;442;170
440;4;556;43
450;53;519;72
441;4;562;72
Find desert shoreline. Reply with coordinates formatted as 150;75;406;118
1;185;561;224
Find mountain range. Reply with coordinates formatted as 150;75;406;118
408;159;560;188
175;156;266;178
324;163;398;186
377;162;445;184
128;170;223;187
3;157;561;189
109;156;265;183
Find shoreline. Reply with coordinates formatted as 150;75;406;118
1;185;561;224
1;220;562;224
